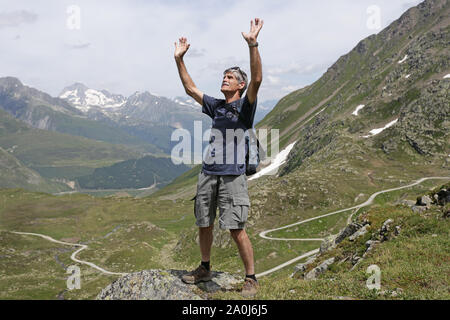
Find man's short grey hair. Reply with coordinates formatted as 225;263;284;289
224;66;248;97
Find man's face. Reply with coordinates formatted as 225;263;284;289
221;72;244;96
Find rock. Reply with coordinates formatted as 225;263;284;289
436;189;450;205
320;222;366;253
291;255;317;278
390;288;404;298
96;269;241;300
443;210;450;219
379;219;393;241
394;225;401;236
351;255;362;265
335;222;364;244
304;257;335;280
319;235;338;253
401;199;416;207
349;225;369;241
363;240;380;258
416;195;432;208
411;205;427;214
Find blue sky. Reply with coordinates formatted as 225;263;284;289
0;0;422;101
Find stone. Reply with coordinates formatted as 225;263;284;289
349;225;369;241
304;257;335;280
335;222;364;244
291;255;317;278
436;189;450;205
416;195;432;208
319;234;338;254
401;199;416;207
320;222;366;253
443;210;450;219
96;269;241;300
363;240;380;257
379;219;394;241
411;205;427;214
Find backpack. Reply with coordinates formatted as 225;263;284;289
223;102;265;176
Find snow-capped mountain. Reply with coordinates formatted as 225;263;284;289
58;83;212;153
59;83;202;122
59;83;126;113
172;96;202;111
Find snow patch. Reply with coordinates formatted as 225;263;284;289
398;55;408;64
60;89;77;99
405;74;411;79
248;142;296;181
444;74;450;79
362;119;398;138
352;104;365;116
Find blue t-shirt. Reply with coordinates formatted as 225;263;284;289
202;94;257;175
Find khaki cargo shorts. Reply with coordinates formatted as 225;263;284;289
193;170;250;230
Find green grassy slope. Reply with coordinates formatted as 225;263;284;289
0;109;141;181
0;147;68;193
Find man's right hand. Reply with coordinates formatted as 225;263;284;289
174;37;190;60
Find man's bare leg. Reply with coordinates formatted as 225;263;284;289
199;225;214;262
230;229;255;275
181;225;214;284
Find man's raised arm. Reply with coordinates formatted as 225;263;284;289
174;37;203;105
241;18;263;105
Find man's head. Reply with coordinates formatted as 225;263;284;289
221;66;248;97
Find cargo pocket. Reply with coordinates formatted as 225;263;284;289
195;194;215;227
232;195;250;226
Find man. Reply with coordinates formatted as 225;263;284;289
174;18;263;297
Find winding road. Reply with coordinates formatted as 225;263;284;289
11;176;449;279
255;176;449;278
11;231;127;276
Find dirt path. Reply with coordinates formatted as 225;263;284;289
256;176;449;278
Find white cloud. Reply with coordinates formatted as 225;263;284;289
0;10;37;28
267;75;281;85
0;0;422;102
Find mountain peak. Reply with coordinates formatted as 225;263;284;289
59;83;126;112
0;77;23;90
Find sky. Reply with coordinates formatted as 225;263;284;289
0;0;422;102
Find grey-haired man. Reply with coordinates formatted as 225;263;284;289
174;18;263;297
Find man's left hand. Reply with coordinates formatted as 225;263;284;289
241;18;264;45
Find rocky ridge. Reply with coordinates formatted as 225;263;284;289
96;269;242;300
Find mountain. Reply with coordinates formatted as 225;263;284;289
76;155;190;190
172;96;202;111
0;108;141;184
254;99;278;125
0;106;189;191
0;146;68;193
59;85;211;153
0;77;159;153
59;83;126;113
257;0;449;175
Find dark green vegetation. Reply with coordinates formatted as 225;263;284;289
0;147;67;193
0;108;140;186
76;155;189;189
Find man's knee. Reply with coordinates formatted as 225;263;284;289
199;224;214;233
230;228;245;241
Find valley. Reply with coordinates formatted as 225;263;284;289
0;0;448;300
